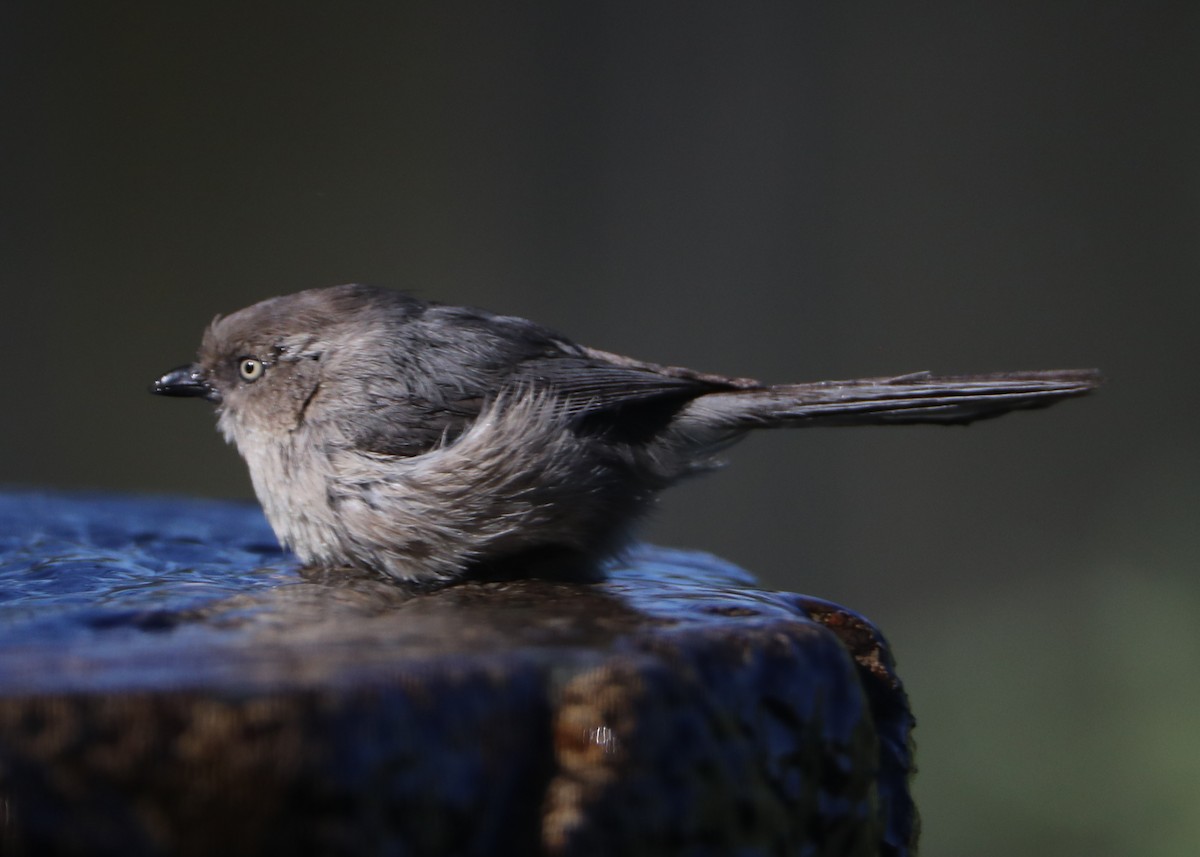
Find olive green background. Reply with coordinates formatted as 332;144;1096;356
3;4;1196;854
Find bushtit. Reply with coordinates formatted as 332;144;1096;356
152;284;1099;584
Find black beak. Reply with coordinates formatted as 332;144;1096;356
151;364;218;401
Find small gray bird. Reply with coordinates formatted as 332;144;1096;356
152;284;1099;584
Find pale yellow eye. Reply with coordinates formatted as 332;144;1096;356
237;357;265;382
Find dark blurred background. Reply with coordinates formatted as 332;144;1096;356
2;3;1196;854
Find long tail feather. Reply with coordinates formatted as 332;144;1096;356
700;369;1102;428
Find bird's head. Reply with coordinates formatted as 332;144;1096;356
151;284;409;443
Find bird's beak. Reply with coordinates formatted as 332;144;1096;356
150;364;219;402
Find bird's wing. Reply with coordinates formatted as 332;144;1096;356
349;346;745;458
508;355;737;415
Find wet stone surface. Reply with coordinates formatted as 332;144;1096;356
0;489;916;856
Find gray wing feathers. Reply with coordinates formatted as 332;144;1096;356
509;357;730;414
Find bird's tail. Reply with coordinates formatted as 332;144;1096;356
688;369;1102;429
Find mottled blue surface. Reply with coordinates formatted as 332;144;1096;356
0;489;915;857
0;489;297;644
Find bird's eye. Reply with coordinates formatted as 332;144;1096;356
237;357;265;382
